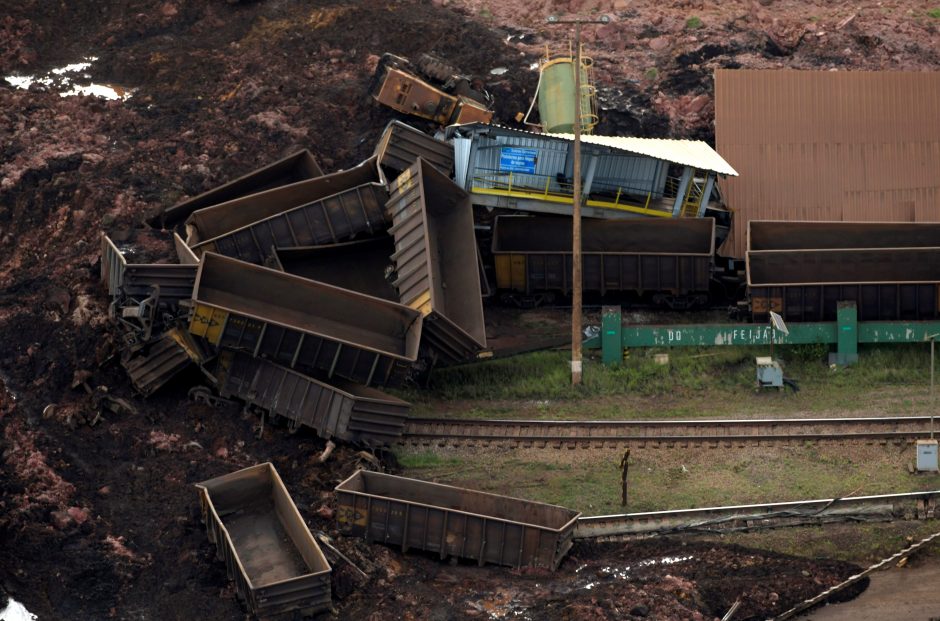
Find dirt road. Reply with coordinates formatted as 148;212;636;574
803;557;940;621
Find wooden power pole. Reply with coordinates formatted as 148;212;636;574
546;13;610;385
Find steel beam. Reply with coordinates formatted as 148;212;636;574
586;304;940;365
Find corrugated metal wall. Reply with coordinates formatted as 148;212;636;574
461;131;664;197
715;70;940;258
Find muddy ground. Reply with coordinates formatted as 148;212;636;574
2;0;937;619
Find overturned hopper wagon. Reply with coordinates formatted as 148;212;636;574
188;253;422;387
185;156;387;252
747;221;940;321
154;149;323;228
374;120;455;177
335;471;581;570
492;215;715;308
386;159;487;365
100;234;197;308
272;238;398;301
215;350;410;446
196;463;332;618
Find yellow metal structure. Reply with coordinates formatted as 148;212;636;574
188;303;228;345
494;254;528;290
471;172;673;218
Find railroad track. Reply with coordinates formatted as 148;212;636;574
399;416;940;448
574;489;940;540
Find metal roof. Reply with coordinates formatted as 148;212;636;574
547;132;738;177
715;69;940;258
449;123;738;177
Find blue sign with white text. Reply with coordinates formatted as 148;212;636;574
499;147;538;174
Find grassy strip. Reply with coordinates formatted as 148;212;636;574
395;345;935;419
396;444;940;515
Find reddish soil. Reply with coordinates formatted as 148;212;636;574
1;0;931;618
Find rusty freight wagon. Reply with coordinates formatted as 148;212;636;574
155;149;324;228
492;215;715;308
215;350;410;446
196;463;332;618
185;156;388;257
188;253;422;387
335;471;581;569
101;234;197;308
272;238;399;301
747;221;940;321
386;159;487;364
374;120;455;177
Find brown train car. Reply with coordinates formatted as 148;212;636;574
335;470;580;570
215;349;410;446
492;215;715;309
196;463;332;617
747;221;940;321
188;253;423;387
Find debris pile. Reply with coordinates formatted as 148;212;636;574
100;121;487;446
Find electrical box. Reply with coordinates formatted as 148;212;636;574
916;440;939;472
755;356;783;389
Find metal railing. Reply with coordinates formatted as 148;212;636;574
469;168;675;216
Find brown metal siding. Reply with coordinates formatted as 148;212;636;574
715;70;940;258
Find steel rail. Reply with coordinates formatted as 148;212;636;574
575;489;940;540
399;416;940;446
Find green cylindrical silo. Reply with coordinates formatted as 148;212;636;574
537;57;595;134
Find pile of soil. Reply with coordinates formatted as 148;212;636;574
0;0;921;618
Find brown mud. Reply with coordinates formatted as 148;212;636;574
2;0;932;618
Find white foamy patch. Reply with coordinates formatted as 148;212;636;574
529;62;539;70
5;56;130;101
1;597;37;621
490;67;508;75
61;83;127;100
51;61;93;75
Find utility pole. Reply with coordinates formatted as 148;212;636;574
546;13;610;385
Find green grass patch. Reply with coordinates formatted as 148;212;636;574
928;7;940;18
395;343;935;420
685;16;703;29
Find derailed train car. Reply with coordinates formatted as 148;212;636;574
492;215;716;308
386;159;487;364
335;470;581;570
188;253;423;387
185;156;388;262
196;463;332;617
747;221;940;321
214;349;410;446
152;149;324;228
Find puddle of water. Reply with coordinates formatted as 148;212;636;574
1;597;37;621
580;556;697;588
5;56;132;101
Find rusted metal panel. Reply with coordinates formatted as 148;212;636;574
746;221;940;321
216;350;410;446
374;120;454;177
749;221;940;251
715;70;940;258
101;234;197;305
174;232;199;265
492;215;714;299
196;463;332;617
185;156;386;246
154;150;323;228
121;330;193;396
188;253;422;387
386;159;487;365
335;471;580;569
272;237;398;301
